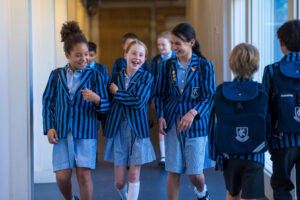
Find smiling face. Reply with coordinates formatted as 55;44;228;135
157;37;172;56
171;34;194;59
88;50;96;64
126;43;146;72
65;42;89;71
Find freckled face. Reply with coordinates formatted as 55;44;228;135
126;43;146;71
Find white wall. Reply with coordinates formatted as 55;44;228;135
33;0;68;183
32;0;57;183
0;0;32;199
186;0;231;85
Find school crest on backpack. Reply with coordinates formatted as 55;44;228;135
235;127;249;142
294;107;300;122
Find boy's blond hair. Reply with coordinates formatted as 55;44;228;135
229;43;259;79
125;40;148;57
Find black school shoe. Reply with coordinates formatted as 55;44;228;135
197;191;211;200
72;196;80;200
158;157;165;167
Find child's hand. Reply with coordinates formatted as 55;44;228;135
110;83;119;95
177;109;197;132
81;88;101;106
47;129;58;144
158;118;167;136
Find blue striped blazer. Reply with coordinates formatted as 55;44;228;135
150;51;176;94
112;57;150;73
262;52;300;149
103;68;153;138
42;65;110;139
90;61;109;85
154;53;216;138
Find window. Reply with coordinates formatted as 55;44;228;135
231;0;288;82
231;0;298;176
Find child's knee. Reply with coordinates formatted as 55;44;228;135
115;180;126;189
56;173;72;185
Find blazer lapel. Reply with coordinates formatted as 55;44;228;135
73;68;93;97
127;68;143;92
169;59;180;97
59;66;71;99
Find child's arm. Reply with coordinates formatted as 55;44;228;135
193;61;216;119
42;70;58;135
112;73;153;109
94;71;111;113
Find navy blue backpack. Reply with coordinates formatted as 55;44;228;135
271;61;300;134
212;81;269;154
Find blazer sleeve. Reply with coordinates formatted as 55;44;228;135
42;70;57;135
102;65;109;86
153;61;168;119
193;61;216;118
112;60;118;73
94;71;111;113
113;73;153;109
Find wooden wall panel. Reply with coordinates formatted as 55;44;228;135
99;8;151;73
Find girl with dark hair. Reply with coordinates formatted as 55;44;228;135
42;21;110;200
154;22;216;200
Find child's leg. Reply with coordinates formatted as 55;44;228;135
114;166;128;200
189;174;209;199
128;165;141;200
271;148;296;200
76;167;93;200
159;133;165;163
226;191;241;200
167;172;181;200
56;169;73;200
296;150;300;199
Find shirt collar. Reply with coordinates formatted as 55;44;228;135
177;58;191;70
66;64;84;74
161;51;173;61
88;60;96;68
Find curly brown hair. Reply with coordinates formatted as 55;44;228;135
60;21;87;54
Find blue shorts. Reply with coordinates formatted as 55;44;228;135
52;131;97;172
165;118;208;175
104;120;156;166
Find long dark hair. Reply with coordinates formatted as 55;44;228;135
172;22;206;59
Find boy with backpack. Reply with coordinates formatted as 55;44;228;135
262;19;300;200
210;43;269;200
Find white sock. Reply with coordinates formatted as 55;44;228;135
194;184;207;198
116;184;128;200
159;141;165;159
128;181;140;200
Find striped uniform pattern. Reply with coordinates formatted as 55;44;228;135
42;65;110;139
154;53;216;138
209;78;265;170
150;51;176;96
262;52;300;149
112;57;150;73
103;68;153;138
89;61;109;85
